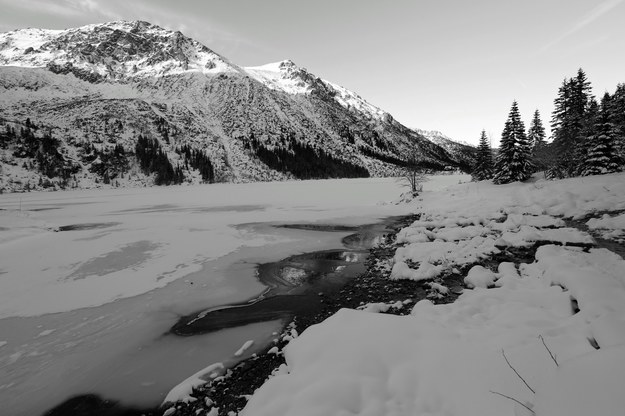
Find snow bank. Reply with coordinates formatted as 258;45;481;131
534;346;625;416
244;241;625;415
586;212;625;241
242;173;625;416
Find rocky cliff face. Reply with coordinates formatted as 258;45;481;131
0;20;470;192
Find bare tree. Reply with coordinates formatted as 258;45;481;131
400;154;428;197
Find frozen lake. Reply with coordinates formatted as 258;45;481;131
0;176;468;415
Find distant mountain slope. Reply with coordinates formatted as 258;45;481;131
413;129;477;172
0;20;470;192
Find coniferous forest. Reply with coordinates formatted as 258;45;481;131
135;135;184;185
244;133;370;179
472;69;625;184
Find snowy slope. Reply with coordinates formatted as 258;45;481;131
414;128;477;171
0;21;468;192
244;60;389;121
244;60;318;95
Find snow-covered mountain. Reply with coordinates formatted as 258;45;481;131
413;129;476;172
0;20;469;192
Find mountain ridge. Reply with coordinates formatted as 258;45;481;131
0;20;475;192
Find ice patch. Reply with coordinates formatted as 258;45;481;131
35;329;55;338
234;340;254;357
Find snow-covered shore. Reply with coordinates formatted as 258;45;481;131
238;173;625;416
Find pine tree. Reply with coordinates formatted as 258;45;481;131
527;110;546;152
608;83;625;161
581;93;622;176
550;68;594;176
472;130;493;181
493;101;533;184
576;98;600;174
528;110;549;173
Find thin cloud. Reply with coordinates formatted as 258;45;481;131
0;0;121;20
65;0;123;20
0;0;82;17
541;0;624;51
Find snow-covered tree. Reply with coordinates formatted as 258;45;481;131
471;130;493;181
550;68;594;177
575;98;600;174
527;109;548;172
527;110;546;152
581;93;623;176
493;101;533;184
608;83;625;162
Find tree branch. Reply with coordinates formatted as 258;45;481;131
502;349;535;394
490;390;535;414
539;335;559;367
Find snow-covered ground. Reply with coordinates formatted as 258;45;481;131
241;173;625;416
0;176;466;416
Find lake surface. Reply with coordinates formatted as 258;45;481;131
1;177;459;416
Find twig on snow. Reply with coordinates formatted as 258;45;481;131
502;349;535;394
489;390;535;414
539;335;559;367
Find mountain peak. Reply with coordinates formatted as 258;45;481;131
245;59;318;94
0;20;238;81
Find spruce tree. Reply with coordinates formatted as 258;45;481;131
576;98;600;174
581;93;622;176
472;130;493;181
550;69;594;176
608;83;625;161
493;101;533;184
527;109;546;152
527;109;547;172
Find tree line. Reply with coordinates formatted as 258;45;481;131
472;69;624;183
244;132;370;179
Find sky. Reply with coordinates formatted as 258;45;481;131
0;0;624;146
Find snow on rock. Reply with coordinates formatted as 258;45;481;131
426;282;449;295
392;236;499;280
162;362;224;405
586;212;625;241
389;260;443;281
394;226;431;244
356;301;404;313
162;407;176;416
267;346;281;355
464;265;498;289
492;213;565;231
497;226;594;247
